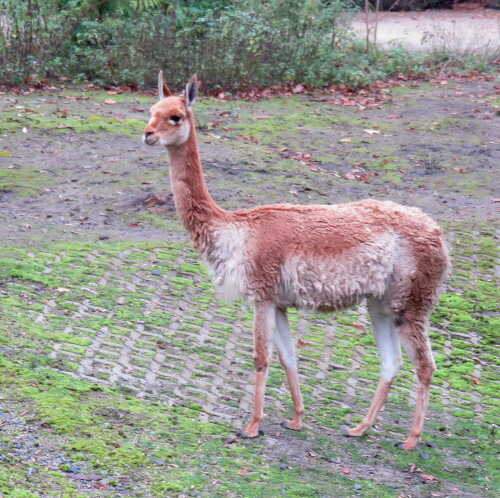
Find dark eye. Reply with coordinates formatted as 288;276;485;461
169;115;181;124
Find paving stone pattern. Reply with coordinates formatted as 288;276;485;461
10;227;499;435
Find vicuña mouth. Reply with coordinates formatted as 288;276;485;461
143;135;159;146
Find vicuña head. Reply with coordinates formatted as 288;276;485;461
143;72;198;147
142;71;449;451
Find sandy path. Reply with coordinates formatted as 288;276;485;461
351;9;500;52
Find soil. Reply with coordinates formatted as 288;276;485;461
1;79;498;244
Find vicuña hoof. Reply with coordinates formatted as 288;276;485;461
342;426;364;437
236;429;265;439
398;439;416;450
281;420;301;431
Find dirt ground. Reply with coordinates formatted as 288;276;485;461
0;76;498;497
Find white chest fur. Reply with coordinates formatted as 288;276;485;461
204;224;249;301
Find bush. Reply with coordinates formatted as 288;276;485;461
0;0;83;84
0;0;497;90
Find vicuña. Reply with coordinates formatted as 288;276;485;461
143;72;449;450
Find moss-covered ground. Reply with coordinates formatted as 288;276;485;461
0;78;498;496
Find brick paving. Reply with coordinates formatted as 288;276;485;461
12;227;495;436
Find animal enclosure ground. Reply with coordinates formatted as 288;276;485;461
0;78;498;497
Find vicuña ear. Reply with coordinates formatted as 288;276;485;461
185;74;198;110
158;70;171;100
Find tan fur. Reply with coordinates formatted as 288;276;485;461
143;73;450;450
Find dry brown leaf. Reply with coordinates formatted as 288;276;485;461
421;474;436;481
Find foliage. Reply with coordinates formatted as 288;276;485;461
0;0;497;89
0;0;84;84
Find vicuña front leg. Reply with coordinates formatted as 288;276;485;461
345;299;402;438
274;308;304;431
239;301;274;439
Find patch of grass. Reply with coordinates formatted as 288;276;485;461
0;113;145;136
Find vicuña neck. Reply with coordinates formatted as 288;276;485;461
166;113;226;247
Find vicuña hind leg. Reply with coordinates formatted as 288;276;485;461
345;299;402;438
274;308;304;431
399;311;436;450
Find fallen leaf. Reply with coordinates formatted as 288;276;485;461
339;138;352;143
105;441;120;448
472;357;483;364
0;151;11;156
344;173;357;180
347;323;366;330
104;99;116;104
143;195;166;207
421;474;436;481
409;463;416;473
471;377;480;385
341;467;350;474
292;84;304;94
297;339;307;347
307;450;318;457
363;129;380;135
57;287;70;293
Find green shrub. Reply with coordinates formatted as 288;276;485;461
0;0;496;90
0;0;83;84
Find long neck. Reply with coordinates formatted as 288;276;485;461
166;113;225;247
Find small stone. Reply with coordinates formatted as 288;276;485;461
354;483;362;490
153;459;165;466
419;452;430;460
279;463;287;470
151;269;162;276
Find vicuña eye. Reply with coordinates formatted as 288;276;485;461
169;115;181;124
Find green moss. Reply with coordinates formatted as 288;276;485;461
0;113;145;136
